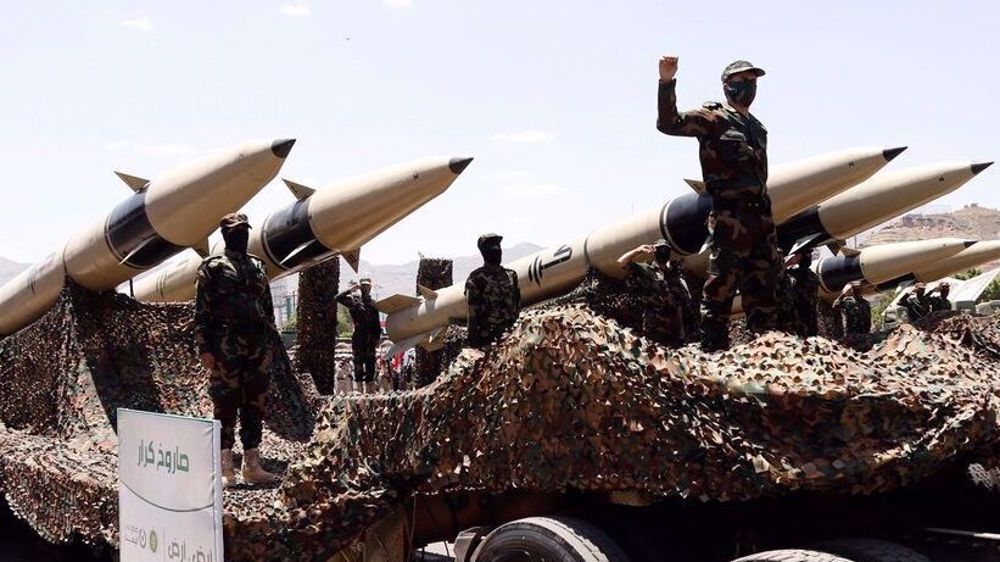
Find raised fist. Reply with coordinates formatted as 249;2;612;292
659;55;679;81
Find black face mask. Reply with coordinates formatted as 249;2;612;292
481;247;502;266
223;229;249;254
654;247;671;265
724;80;757;107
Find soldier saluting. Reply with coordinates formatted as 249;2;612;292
465;233;520;348
657;54;778;351
195;213;281;487
336;278;381;393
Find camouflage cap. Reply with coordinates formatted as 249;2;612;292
653;239;670;249
219;212;251;232
721;60;766;81
359;277;372;286
477;233;503;251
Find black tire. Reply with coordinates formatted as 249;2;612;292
732;550;854;562
811;539;933;562
471;516;631;562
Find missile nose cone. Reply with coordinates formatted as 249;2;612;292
448;157;474;175
882;146;907;162
271;138;296;158
971;162;994;175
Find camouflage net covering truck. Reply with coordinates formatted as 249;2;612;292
1;282;999;562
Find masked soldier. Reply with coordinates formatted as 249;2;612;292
336;278;381;392
465;233;520;348
195;213;281;487
617;240;687;347
657;54;777;351
927;282;952;312
788;250;820;337
900;283;932;322
832;282;871;337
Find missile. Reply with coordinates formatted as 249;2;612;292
779;161;993;254
379;146;905;347
814;238;975;299
133;157;474;302
871;240;1000;291
0;139;295;335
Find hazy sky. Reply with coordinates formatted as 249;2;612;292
0;0;996;266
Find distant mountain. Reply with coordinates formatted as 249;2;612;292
269;242;545;301
0;257;29;286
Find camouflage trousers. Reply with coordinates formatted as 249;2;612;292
351;335;378;383
700;206;779;350
644;307;686;348
209;332;273;450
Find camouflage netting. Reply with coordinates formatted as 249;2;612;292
294;259;340;394
0;281;318;550
414;257;453;387
2;281;1000;561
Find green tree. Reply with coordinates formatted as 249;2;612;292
953;267;982;281
337;304;353;337
979;279;1000;303
870;292;898;330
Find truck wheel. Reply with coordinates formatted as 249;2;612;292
732;550;854;562
811;539;933;562
470;516;631;562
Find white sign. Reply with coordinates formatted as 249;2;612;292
118;408;224;562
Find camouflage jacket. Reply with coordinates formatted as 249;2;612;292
665;262;699;338
657;79;768;206
833;295;871;336
465;265;521;347
626;262;686;345
927;295;951;312
790;267;820;335
194;251;276;354
900;293;931;322
335;291;381;343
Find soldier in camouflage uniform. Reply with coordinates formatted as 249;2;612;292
775;253;796;333
335;278;381;393
465;233;521;349
657;55;777;351
900;283;932;322
788;250;820;337
667;257;700;342
195;213;281;487
927;282;952;312
617;240;687;347
832;282;871;337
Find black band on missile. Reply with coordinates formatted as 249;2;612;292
663;193;713;255
261;199;334;270
817;255;863;293
105;191;185;270
875;273;916;292
777;207;829;251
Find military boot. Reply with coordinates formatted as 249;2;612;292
220;449;236;488
242;448;280;485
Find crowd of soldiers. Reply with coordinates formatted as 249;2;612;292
190;55;955;487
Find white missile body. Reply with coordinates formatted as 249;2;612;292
380;146;904;347
0;139;295;335
133;157;474;302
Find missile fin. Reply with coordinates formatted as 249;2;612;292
826;240;846;255
280;239;325;267
421;328;447;352
282;179;316;201
788;233;823;256
838;247;861;257
417;284;438;299
342;248;361;272
118;236;157;266
683;178;706;194
114;171;150;192
376;293;422;314
387;331;431;356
